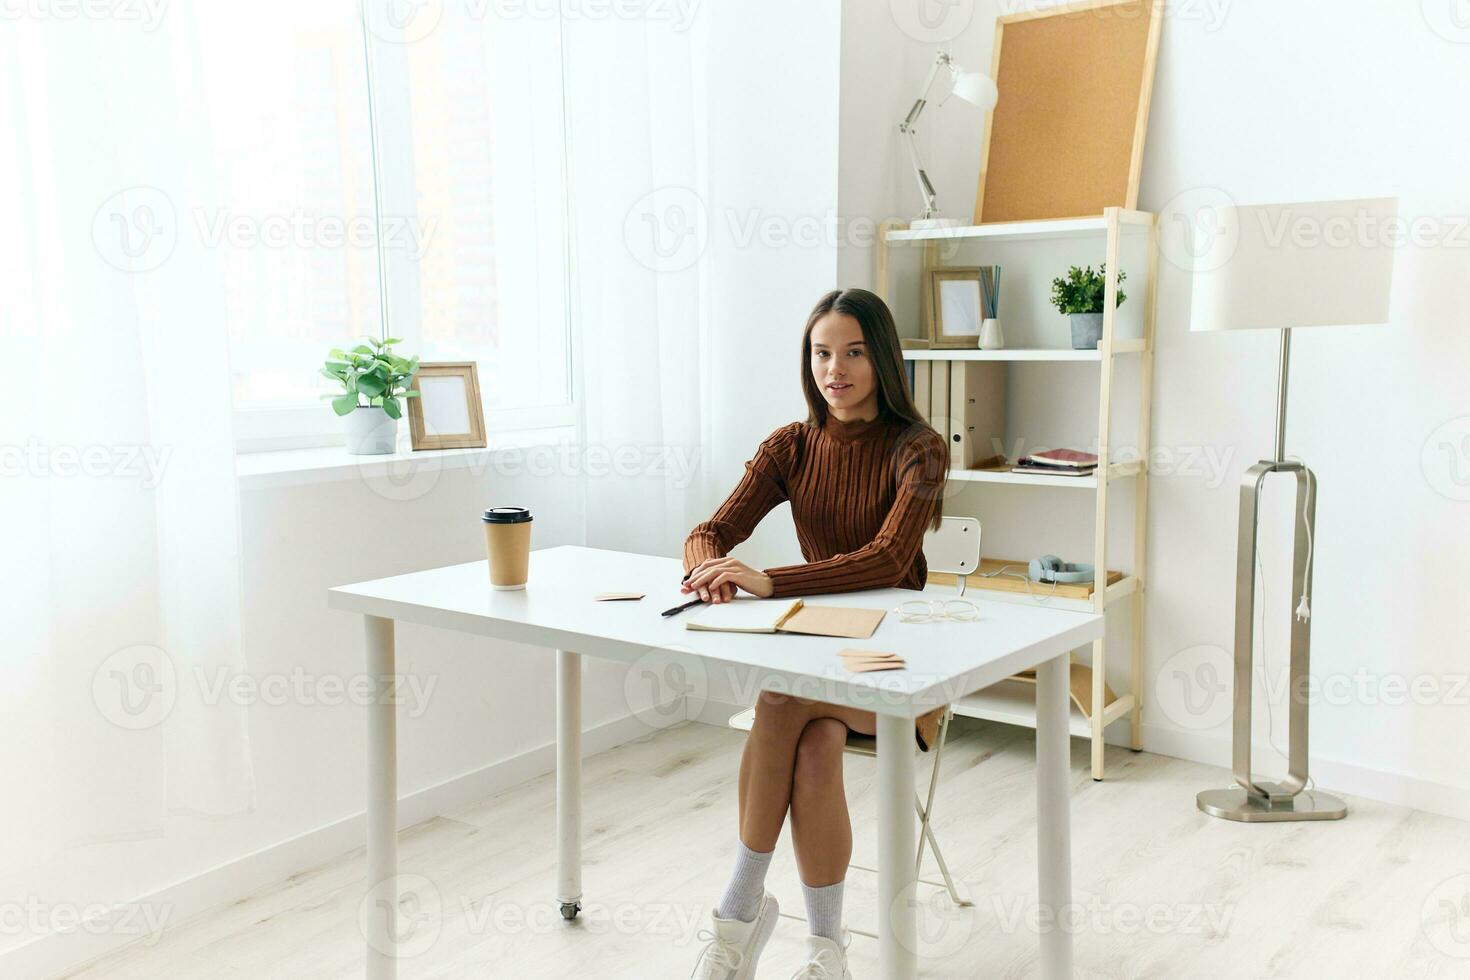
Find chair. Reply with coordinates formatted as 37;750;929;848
726;516;981;934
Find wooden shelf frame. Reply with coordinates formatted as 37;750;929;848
879;206;1159;779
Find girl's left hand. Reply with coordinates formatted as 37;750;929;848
681;557;774;602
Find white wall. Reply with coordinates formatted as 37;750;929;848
697;0;845;565
816;0;1470;817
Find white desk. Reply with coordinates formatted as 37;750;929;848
328;545;1103;979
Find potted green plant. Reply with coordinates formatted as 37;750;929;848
1049;264;1127;350
322;337;419;455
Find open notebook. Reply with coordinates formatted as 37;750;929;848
685;597;885;640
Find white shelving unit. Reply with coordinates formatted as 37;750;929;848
877;207;1159;780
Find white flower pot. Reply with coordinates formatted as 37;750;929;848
343;407;398;455
979;318;1005;349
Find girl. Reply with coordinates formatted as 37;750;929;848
682;288;950;979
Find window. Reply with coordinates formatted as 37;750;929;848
194;2;572;450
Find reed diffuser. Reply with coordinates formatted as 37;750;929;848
978;265;1004;349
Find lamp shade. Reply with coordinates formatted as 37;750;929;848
950;70;998;111
1189;197;1398;332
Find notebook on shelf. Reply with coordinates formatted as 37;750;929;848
685;598;885;639
1012;462;1097;476
1018;448;1098;469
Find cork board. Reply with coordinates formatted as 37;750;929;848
974;0;1162;224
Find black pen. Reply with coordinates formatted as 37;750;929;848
663;569;699;616
661;596;703;617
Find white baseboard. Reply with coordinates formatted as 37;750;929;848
1134;720;1470;822
691;697;1470;822
5;698;683;980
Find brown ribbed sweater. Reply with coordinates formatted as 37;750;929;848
683;412;949;598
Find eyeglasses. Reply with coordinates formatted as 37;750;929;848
893;598;982;623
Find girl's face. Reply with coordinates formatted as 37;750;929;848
810;312;878;419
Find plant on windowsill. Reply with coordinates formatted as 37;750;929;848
322;336;419;455
1049;264;1127;350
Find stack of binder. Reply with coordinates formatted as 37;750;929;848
906;359;1006;471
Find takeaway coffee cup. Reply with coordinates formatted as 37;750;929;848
482;506;532;590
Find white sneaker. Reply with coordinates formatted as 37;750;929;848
788;930;853;980
690;892;779;980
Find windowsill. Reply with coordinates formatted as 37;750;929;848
237;426;577;491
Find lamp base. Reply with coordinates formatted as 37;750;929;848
909;217;962;231
1197;787;1347;823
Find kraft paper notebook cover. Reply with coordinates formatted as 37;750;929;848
686;599;885;639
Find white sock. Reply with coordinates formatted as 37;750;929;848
802;879;844;942
715;841;773;922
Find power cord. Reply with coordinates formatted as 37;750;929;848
979;563;1060;603
1285;456;1315;623
1253;460;1317;799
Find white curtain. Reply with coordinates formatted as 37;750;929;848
0;13;254;880
561;8;713;556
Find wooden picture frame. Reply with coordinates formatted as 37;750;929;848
407;362;487;451
974;0;1163;224
925;267;984;349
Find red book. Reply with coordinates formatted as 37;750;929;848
1019;448;1098;469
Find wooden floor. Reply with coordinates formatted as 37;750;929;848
69;717;1470;979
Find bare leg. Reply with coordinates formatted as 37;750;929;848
788;718;852;886
736;691;876;852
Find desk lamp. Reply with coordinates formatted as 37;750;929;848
899;52;997;230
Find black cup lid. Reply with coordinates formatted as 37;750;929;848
483;506;532;524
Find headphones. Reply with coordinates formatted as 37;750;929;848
1028;554;1095;585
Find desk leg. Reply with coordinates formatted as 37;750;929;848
1036;654;1074;979
556;649;583;919
365;615;398;980
877;713;918;979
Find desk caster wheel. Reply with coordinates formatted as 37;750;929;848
559;901;581;920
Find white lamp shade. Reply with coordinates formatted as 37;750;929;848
950;70;998;111
1189;197;1398;332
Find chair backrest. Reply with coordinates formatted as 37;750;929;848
922;516;981;578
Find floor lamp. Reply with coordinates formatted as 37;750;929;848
1189;197;1398;822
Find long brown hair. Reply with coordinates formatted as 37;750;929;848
799;288;949;531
